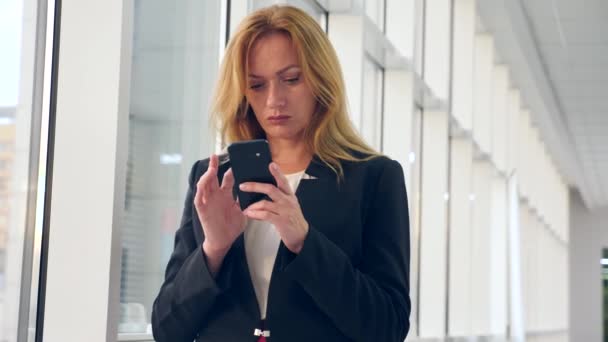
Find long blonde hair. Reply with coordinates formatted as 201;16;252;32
210;5;380;179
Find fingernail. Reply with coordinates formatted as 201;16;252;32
239;184;246;190
271;163;278;171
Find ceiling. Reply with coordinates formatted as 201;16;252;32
521;0;608;209
477;0;608;210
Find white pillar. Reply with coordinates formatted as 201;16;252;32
423;0;452;101
451;0;476;131
42;0;132;340
472;34;494;157
471;160;493;335
327;14;364;130
382;70;413;173
489;175;508;336
418;110;449;338
491;65;509;174
507;175;526;342
448;138;474;336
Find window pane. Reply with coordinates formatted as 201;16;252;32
119;0;221;335
0;0;52;340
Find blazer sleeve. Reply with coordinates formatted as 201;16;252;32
283;158;411;341
151;160;227;342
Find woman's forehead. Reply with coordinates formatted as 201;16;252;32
248;32;299;68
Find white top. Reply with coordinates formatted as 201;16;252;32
244;170;305;319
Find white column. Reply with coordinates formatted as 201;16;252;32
491;65;509;173
489;176;508;336
423;0;452;101
418;110;449;338
382;70;413;174
42;0;132;340
470;160;493;335
229;0;250;35
528;127;542;217
448;138;474;336
451;0;475;131
507;89;520;174
327;14;364;130
517;109;531;201
385;0;416;59
472;34;494;157
507;175;526;342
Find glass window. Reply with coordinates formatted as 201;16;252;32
0;0;53;340
119;0;222;335
361;57;384;150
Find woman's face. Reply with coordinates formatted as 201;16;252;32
245;32;316;142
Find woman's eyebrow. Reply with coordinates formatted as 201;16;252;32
248;64;300;78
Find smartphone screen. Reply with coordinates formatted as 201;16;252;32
227;139;276;210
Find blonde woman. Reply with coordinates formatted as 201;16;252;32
152;5;410;342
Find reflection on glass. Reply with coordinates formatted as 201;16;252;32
119;0;221;335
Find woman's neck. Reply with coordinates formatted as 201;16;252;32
267;138;312;174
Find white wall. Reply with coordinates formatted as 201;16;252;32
570;192;608;342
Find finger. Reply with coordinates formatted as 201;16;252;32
194;189;204;209
239;182;282;202
209;153;219;170
269;162;293;195
243;208;279;222
245;200;279;215
221;168;235;191
197;155;220;203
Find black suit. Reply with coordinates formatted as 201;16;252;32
152;154;411;342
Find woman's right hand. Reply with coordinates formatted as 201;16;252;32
194;154;246;267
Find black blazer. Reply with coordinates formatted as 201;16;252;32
152;154;411;342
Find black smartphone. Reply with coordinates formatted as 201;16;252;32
227;139;276;210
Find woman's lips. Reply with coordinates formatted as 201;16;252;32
267;115;290;124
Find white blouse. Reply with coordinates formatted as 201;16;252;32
244;170;305;319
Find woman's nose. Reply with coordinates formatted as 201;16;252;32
266;82;286;109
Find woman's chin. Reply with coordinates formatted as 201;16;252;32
264;127;304;142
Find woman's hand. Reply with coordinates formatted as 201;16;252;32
194;154;247;257
240;162;309;254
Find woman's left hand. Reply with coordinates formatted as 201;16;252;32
239;162;309;254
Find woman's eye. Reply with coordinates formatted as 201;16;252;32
249;83;263;90
284;77;300;84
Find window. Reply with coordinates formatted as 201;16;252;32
119;0;222;335
0;0;54;340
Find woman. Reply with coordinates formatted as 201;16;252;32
152;5;410;342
